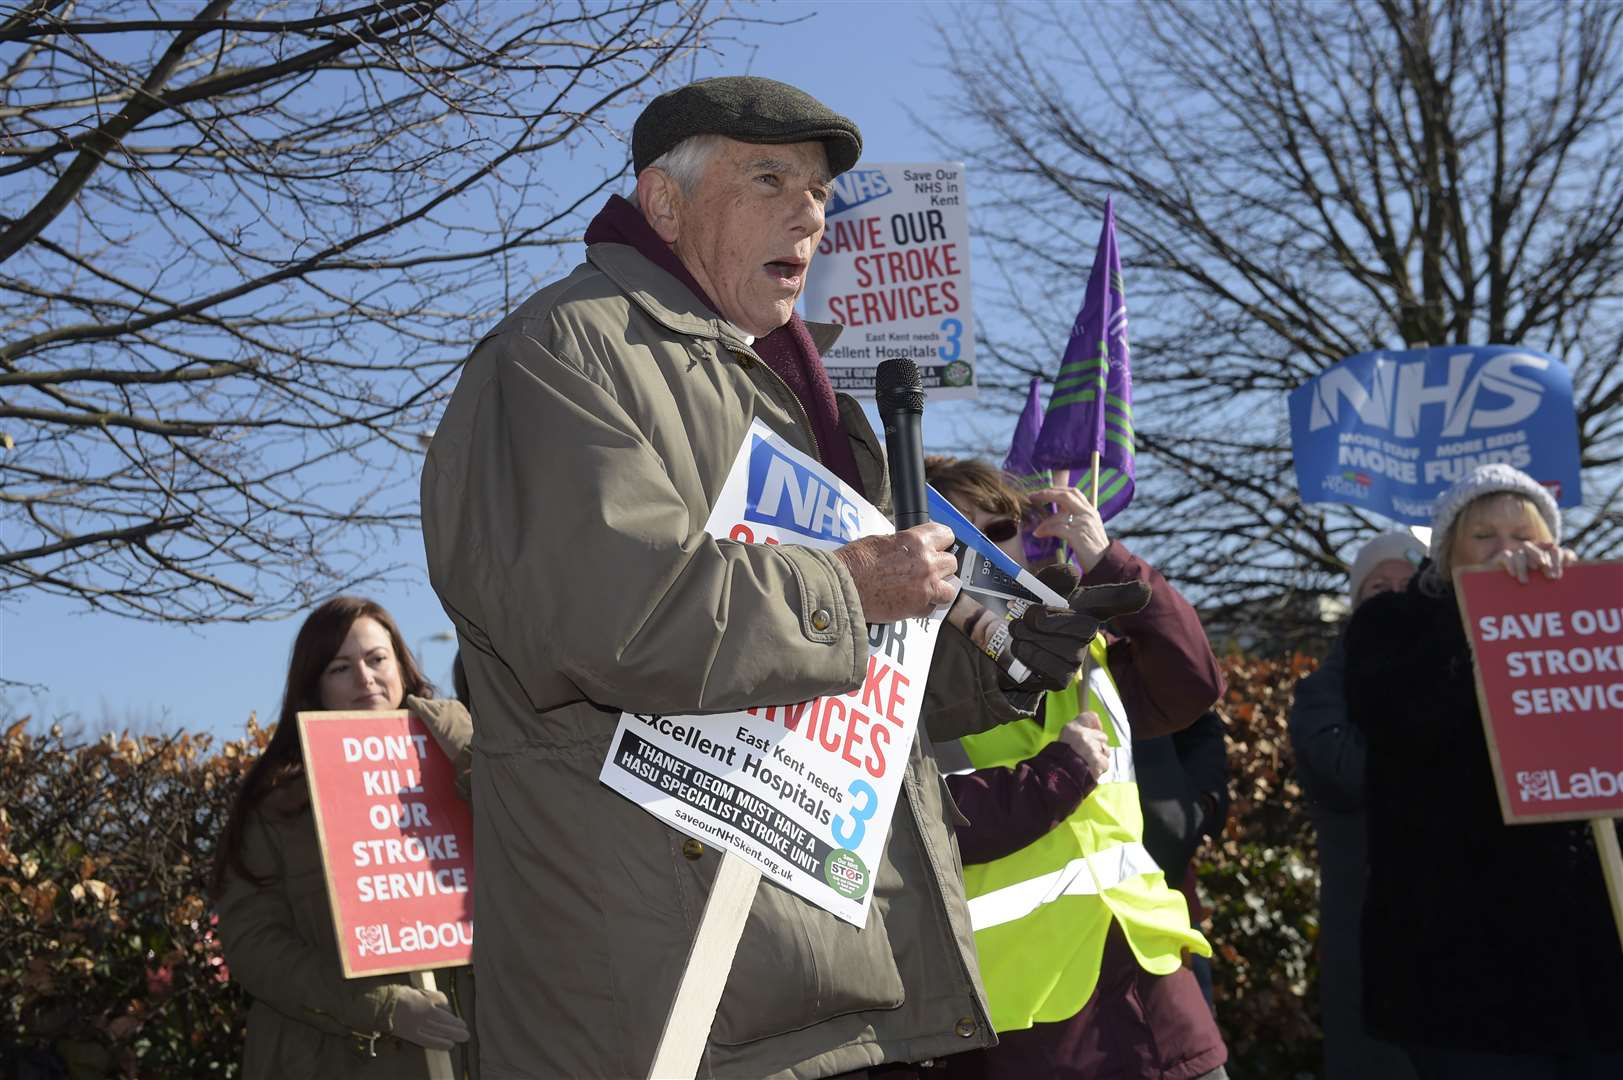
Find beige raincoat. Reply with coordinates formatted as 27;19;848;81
422;243;1024;1079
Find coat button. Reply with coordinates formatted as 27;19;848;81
810;608;832;632
732;350;755;369
954;1016;976;1038
681;838;705;859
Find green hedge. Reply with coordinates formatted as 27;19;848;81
1203;652;1324;1078
1;719;260;1078
2;653;1327;1078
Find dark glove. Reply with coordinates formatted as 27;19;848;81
999;566;1153;708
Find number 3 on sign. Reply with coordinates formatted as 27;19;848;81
937;318;963;361
832;779;878;849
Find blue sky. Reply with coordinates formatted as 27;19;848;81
2;2;1053;739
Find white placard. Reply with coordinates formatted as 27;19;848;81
599;420;948;925
803;161;978;399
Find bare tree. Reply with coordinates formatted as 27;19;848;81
934;0;1623;644
0;0;740;621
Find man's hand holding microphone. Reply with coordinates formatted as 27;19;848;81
832;524;959;624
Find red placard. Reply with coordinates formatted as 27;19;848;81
1456;561;1623;824
298;710;474;977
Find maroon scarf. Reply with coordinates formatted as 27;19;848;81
583;196;865;495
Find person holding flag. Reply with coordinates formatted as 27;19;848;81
927;456;1229;1080
926;198;1226;1079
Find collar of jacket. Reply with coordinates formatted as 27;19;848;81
586;241;844;357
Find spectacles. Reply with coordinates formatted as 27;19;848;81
982;518;1019;543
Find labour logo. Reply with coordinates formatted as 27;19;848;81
355;924;388;956
1517;769;1558;802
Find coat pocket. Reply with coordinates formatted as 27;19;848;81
709;880;904;1045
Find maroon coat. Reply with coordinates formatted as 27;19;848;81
941;540;1228;1080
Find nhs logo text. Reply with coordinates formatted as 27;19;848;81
827;169;891;217
746;437;861;543
1308;351;1548;438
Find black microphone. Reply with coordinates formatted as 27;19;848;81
875;357;929;529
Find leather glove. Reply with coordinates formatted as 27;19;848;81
999;565;1153;709
390;986;469;1050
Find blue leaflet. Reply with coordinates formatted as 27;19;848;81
926;486;1069;608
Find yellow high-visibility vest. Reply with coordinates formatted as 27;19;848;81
957;636;1211;1033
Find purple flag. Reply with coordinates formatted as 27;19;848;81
1003;377;1046;481
1003;377;1061;563
1031;196;1136;522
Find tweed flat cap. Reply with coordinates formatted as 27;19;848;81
633;76;863;177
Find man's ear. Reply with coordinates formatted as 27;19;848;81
636;168;682;244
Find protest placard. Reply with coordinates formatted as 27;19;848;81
298;709;474;978
1457;560;1623;949
1288;345;1582;524
1455;561;1623;824
598;419;949;928
802;162;977;399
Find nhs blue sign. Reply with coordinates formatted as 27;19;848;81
826;168;891;217
1288;345;1582;524
745;435;862;542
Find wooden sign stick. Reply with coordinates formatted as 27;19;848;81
646;853;762;1079
409;970;456;1080
1591;819;1623;955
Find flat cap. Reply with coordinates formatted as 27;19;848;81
633;76;863;177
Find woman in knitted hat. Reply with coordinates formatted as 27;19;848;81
1342;464;1623;1078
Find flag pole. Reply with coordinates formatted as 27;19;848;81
1049;468;1073;567
1592;819;1623;954
1089;451;1100;507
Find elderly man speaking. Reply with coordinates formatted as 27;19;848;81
422;77;1100;1079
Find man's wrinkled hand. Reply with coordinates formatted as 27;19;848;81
834;523;958;625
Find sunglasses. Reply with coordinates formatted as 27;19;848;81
982;517;1020;543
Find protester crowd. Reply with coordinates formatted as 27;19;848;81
204;77;1623;1080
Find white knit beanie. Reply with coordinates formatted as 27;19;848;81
1428;463;1562;558
1348;531;1427;603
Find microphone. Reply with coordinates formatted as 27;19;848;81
875;357;928;529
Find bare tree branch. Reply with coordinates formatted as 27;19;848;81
0;0;753;622
930;0;1623;647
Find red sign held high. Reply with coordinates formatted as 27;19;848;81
1457;561;1623;824
298;709;474;977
